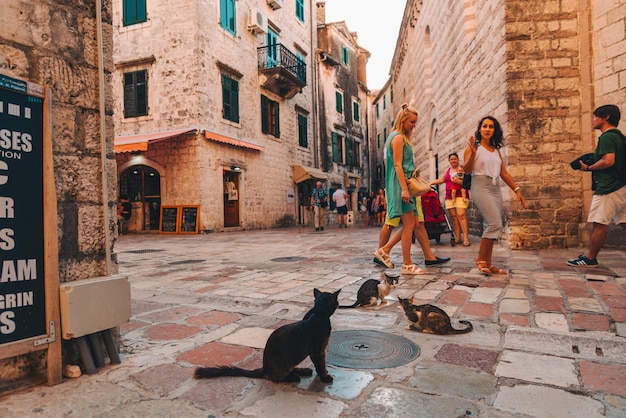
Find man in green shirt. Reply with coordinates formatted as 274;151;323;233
567;105;626;267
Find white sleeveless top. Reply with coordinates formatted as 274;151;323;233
473;146;501;184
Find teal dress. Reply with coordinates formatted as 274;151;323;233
385;131;416;220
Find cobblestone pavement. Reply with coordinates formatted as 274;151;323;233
1;226;626;417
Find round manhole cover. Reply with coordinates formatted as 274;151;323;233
271;256;308;262
326;330;420;369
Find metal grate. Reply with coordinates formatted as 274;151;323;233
123;249;165;254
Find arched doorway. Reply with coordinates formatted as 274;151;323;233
119;165;161;230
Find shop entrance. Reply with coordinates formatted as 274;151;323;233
223;170;240;227
119;165;161;230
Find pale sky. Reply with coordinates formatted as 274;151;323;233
323;0;406;90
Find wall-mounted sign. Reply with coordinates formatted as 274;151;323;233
0;73;61;385
0;74;45;344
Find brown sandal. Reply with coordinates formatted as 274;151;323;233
474;260;491;275
489;265;507;274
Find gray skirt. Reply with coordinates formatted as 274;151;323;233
469;174;503;239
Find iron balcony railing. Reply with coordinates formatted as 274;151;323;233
257;44;307;84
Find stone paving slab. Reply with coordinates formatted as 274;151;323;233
2;228;626;417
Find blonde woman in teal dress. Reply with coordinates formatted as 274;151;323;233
374;104;423;274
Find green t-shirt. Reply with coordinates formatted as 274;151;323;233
592;128;625;195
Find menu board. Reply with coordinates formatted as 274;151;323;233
159;205;199;234
159;206;179;233
180;206;199;234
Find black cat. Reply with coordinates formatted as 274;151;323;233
398;297;473;334
338;274;399;308
194;288;340;383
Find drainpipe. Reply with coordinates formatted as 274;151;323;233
96;0;111;275
310;0;319;168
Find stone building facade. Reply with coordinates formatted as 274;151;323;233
388;0;626;249
370;78;394;193
0;1;116;387
315;2;371;215
113;0;321;232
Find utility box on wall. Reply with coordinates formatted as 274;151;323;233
59;275;131;339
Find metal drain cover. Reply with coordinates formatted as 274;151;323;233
326;330;420;369
271;256;307;262
168;259;205;265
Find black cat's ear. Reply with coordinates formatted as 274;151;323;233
313;288;321;298
333;289;341;296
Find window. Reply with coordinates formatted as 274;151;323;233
123;0;147;26
345;139;352;165
383;128;387;143
266;29;278;68
335;91;343;114
220;0;236;35
390;84;394;103
296;0;304;22
123;70;148;118
383;94;387;110
376;103;379;118
296;53;306;82
377;134;381;149
341;45;349;66
298;114;308;148
261;95;280;138
353;101;360;122
332;132;343;163
353;141;360;166
221;74;239;123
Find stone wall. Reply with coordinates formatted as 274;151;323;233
389;0;626;249
0;0;115;387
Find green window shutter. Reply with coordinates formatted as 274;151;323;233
353;102;359;122
220;0;236;34
261;95;268;134
296;0;304;22
376;103;379;118
274;102;280;137
123;0;147;26
346;139;352;166
298;114;307;147
332;132;338;163
135;70;147;116
222;75;239;123
390;84;394;103
342;45;348;65
123;72;135;118
335;91;342;113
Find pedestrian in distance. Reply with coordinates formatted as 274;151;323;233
332;184;349;228
373;103;424;275
359;194;368;227
463;116;525;275
567;104;626;267
310;181;328;231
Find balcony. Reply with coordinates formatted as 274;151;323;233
257;44;306;99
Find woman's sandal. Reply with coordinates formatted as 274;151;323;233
489;265;507;274
401;264;425;275
463;240;470;246
374;248;394;269
474;260;491;275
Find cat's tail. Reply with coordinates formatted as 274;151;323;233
451;320;473;334
337;301;359;309
194;366;265;379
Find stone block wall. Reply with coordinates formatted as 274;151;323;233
0;0;115;387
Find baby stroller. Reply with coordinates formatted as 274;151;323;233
420;188;456;246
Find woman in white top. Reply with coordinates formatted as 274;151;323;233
463;116;525;275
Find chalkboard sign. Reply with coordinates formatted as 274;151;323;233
160;206;179;233
180;206;199;234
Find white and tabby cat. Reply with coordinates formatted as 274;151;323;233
338;274;399;308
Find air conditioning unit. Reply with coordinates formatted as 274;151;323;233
267;0;283;9
248;8;268;34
